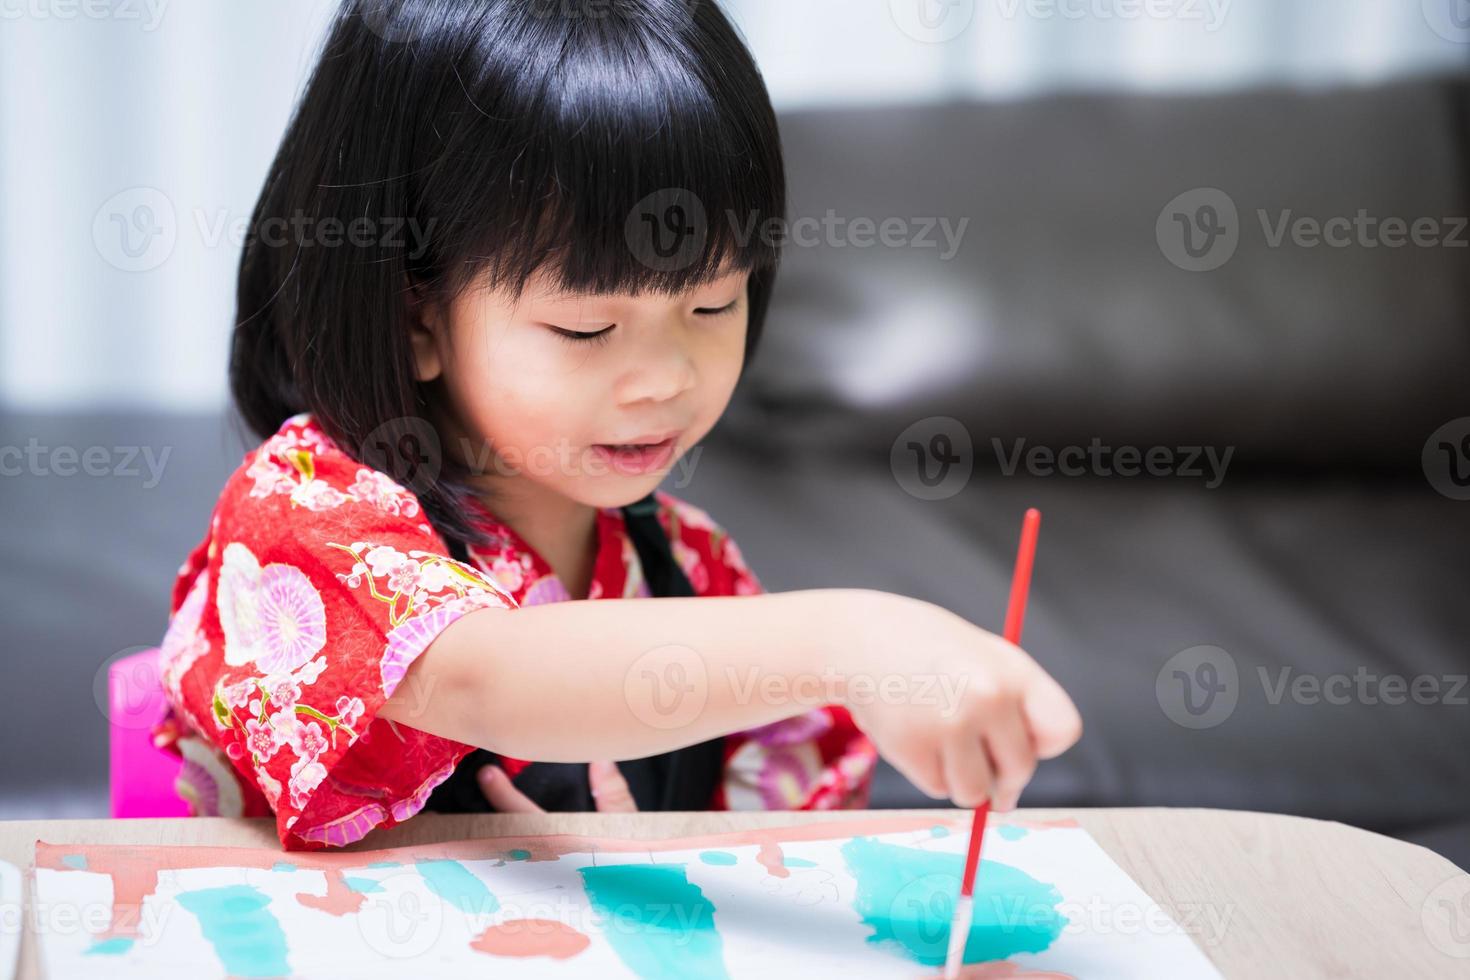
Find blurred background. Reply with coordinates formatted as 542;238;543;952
2;0;1468;867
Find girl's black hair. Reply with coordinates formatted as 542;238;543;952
231;0;785;549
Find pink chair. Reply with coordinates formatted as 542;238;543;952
108;647;189;818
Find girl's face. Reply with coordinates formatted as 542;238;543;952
413;266;750;510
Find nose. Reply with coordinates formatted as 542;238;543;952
614;332;697;407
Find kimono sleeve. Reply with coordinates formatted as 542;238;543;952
180;425;516;850
658;493;879;810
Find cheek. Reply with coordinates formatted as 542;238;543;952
699;317;748;403
449;330;603;450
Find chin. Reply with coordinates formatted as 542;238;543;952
573;475;667;510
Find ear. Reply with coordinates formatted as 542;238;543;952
408;289;445;383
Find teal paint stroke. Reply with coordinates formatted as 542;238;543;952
61;854;87;870
506;849;532;861
84;937;134;956
365;861;399;869
840;836;1065;967
176;885;290;978
997;826;1029;842
269;861;296;873
783;857;818;868
579;863;729;979
699;850;737;866
343;876;384;893
415;859;499;915
930;826;951;838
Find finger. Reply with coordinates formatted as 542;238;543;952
982;703;1037;812
1021;670;1084;760
940;730;993;810
588;760;639;812
892;747;948;801
477;765;545;813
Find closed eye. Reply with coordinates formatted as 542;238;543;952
695;298;741;316
548;324;615;346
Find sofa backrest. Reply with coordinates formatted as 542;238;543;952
727;77;1470;472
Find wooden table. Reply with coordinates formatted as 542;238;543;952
3;807;1466;978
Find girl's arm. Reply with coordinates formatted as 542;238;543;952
379;587;1082;811
379;588;853;760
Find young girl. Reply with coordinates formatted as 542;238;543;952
153;0;1081;851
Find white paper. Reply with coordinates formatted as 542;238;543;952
33;816;1222;978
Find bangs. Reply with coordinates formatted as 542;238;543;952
415;0;785;301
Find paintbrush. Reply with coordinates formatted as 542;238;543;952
943;508;1041;980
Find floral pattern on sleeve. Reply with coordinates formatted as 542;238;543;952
155;414;515;850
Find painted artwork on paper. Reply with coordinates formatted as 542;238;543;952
33;814;1221;978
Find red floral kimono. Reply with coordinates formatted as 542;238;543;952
153;413;875;850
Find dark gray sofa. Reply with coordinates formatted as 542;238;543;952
4;76;1467;866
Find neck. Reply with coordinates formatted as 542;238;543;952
489;485;600;601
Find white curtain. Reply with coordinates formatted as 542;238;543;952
1;0;1464;411
0;0;340;412
730;0;1470;105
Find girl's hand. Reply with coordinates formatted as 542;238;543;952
476;760;638;813
835;592;1083;814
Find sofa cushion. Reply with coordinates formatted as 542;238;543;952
729;78;1470;470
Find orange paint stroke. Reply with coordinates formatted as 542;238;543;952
470;918;590;959
36;813;993;938
755;841;789;878
296;868;365;917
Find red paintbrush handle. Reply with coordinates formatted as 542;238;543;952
959;801;990;897
1003;509;1041;644
958;508;1041;898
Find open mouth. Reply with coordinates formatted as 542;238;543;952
591;436;678;475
